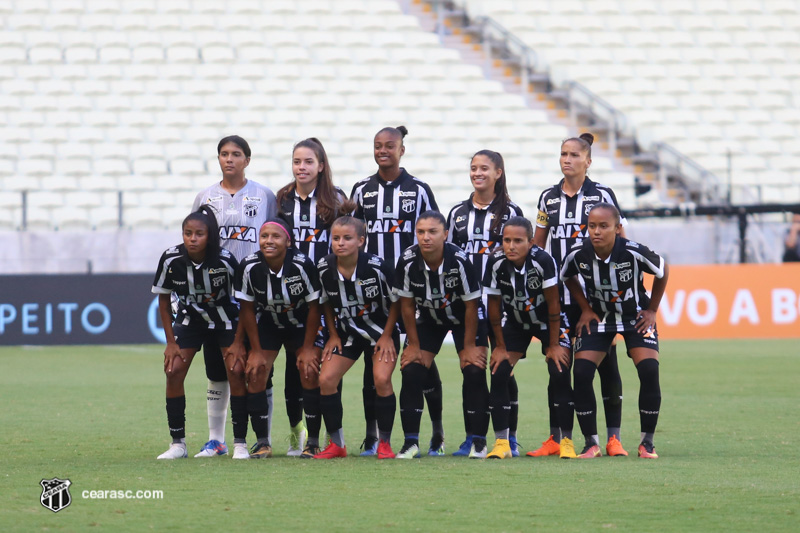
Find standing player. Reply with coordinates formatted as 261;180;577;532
314;217;401;459
152;207;240;459
394;211;490;459
531;132;629;458
232;218;325;458
275;138;356;455
482;217;573;459
351;126;446;456
561;203;668;459
446;150;525;457
191;135;278;458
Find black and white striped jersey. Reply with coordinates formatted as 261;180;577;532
446;196;524;281
235;248;322;329
350;169;438;268
317;251;399;345
394;242;482;327
536;177;626;304
277;187;348;264
192;179;278;262
560;237;665;332
152;245;239;330
482;246;559;331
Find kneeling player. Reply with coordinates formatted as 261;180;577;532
230;219;325;459
562;203;668;459
152;207;240;459
483;217;573;459
314;217;401;459
395;211;490;459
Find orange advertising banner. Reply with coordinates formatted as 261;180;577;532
647;264;800;339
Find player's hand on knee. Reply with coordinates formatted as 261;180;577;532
577;310;600;337
462;346;487;370
245;350;268;383
163;342;183;375
296;345;321;379
400;344;421;370
546;345;571;373
224;342;246;373
489;346;510;374
375;333;397;363
322;336;341;362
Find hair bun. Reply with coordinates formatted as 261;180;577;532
579;132;594;145
396;125;408;138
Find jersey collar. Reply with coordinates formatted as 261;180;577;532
374;168;410;188
558;176;594;198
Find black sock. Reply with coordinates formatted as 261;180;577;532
424;360;443;430
247;391;270;441
362;356;377;437
489;360;512;434
230;394;248;441
598;344;623;430
573;359;598;440
166;396;186;441
636;359;661;435
375;393;396;442
320;391;343;438
400;363;427;436
508;374;519;436
547;357;574;437
547;379;560;439
284;351;304;427
462;364;489;437
461;377;472;437
302;387;322;444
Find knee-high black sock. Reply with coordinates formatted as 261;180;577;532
400;363;427;439
166;396;186;441
319;391;343;446
230;394;248;442
284;351;304;427
461;377;472;437
636;358;661;437
424;361;444;434
547;359;574;437
247;391;270;442
508;374;519;436
597;344;623;434
302;387;321;445
362;355;377;437
375;393;396;442
462;364;490;438
573;359;598;442
489;360;513;436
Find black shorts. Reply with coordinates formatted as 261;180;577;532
173;322;236;351
575;324;659;354
257;321;325;352
411;320;489;354
334;330;401;361
503;316;571;357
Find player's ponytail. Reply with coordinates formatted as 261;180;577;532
375;125;408;145
183;205;222;263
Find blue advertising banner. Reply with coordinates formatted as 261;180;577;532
0;275;166;345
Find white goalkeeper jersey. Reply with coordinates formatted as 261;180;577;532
192;179;278;262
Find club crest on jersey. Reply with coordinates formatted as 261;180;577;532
584;204;595;215
444;276;458;289
40;478;72;513
618;269;633;282
365;285;379;299
401;199;415;213
289;283;304;296
527;276;541;290
212;276;225;287
243;204;258;218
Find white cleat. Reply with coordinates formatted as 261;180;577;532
468;442;488;459
395;442;421;459
287;425;307;457
157;443;187;460
232;443;250;460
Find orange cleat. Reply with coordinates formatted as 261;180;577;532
313;441;347;459
638;441;659;459
525;435;560;457
377;439;396;459
577;444;602;459
606;435;629;457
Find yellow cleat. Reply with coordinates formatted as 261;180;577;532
486;438;512;459
559;437;577;459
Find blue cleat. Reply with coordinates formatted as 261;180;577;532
194;439;228;457
509;435;520;457
428;434;445;456
452;435;473;456
359;437;379;456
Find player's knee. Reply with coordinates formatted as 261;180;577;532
373;370;392;396
636;358;660;392
461;363;486;388
573;358;598;389
490;360;513;389
318;371;339;395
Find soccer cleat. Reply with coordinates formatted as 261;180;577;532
287;422;307;457
468;441;488;459
638;440;659;459
359;436;379;457
559;437;577;459
577;444;602;459
428;434;445;456
525;435;560;457
194;439;228;457
452;435;474;456
377;439;395;459
299;444;321;459
486;439;512;459
157;442;187;460
249;442;273;459
509;435;520;457
606;435;629;457
313;441;347;459
395;441;421;459
232;443;250;460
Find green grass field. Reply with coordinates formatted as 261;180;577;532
1;340;798;532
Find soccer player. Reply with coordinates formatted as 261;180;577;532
532;132;630;458
314;217;401;459
351;125;445;456
190;135;278;458
482;217;573;459
446;150;525;457
394;211;490;459
152;207;240;459
275;137;355;455
561;203;668;459
232;218;325;458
